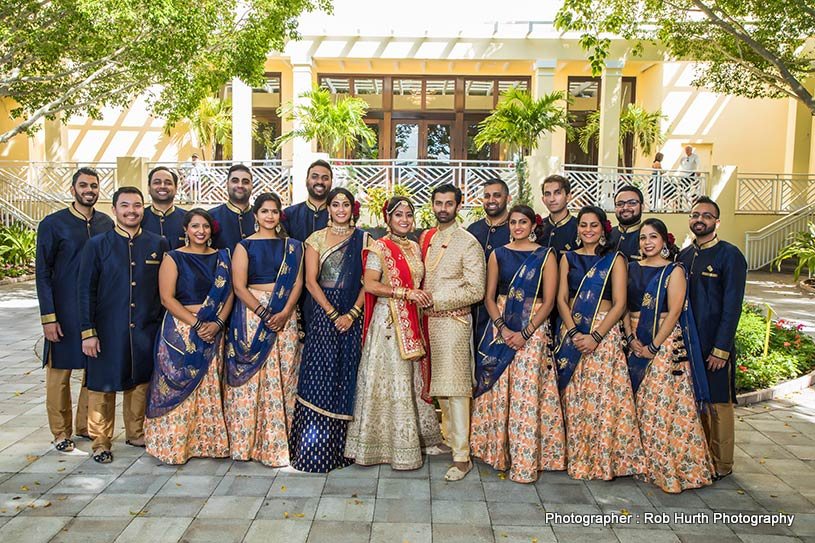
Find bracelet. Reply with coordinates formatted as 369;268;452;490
192;319;203;331
590;330;604;344
521;325;534;341
494;317;506;329
566;327;579;339
215;317;225;329
348;306;363;320
253;303;264;316
647;342;660;355
626;333;635;345
257;307;271;321
327;308;340;322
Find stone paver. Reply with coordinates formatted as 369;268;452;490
0;280;814;542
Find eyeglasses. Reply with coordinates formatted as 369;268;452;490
615;199;641;208
689;212;718;221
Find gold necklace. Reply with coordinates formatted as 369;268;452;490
388;233;411;246
331;225;351;235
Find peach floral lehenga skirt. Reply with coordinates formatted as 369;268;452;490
632;317;715;493
144;318;229;465
224;289;301;467
470;298;566;483
561;314;645;480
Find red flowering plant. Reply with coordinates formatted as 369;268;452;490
535;214;543;226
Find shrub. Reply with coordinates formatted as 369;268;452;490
736;352;799;392
0;224;36;270
773;221;815;281
769;319;815;374
735;309;766;359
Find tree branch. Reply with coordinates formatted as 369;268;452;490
691;0;815;115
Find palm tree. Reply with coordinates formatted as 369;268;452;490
169;96;233;161
473;88;572;205
578;104;665;168
274;86;376;158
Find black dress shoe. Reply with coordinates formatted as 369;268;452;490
713;470;733;481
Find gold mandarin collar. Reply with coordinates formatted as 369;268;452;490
226;201;250;215
695;235;720;250
149;205;176;217
548;213;572;228
68;203;94;221
618;221;641;234
114;225;142;239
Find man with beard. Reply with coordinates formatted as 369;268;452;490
609;185;644;260
209;164;255;250
539;174;577;256
282;159;332;242
419;184;486;481
467;178;510;353
36;168;114;453
678;196;746;481
141;167;187;249
78;187;168;463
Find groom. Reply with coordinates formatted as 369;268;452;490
419;183;486;481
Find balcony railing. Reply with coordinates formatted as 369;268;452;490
562;164;706;213
331;159;519;208
148;160;293;206
736;172;815;214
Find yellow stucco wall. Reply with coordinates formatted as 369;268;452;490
0;98;33;161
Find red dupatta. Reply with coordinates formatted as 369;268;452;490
362;237;432;403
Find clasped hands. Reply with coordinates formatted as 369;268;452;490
629;337;655;359
405;289;433;309
572;332;600;355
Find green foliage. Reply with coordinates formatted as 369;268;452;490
736;352;799;392
734;305;815;392
0;0;332;143
467;206;486;223
554;0;815;115
275;86;376;158
171;97;233;160
474;88;572;206
773;222;815;281
0;224;36;276
579;104;665;167
364;185;414;227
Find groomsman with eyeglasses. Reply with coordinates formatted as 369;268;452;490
609;185;644;261
678;196;747;481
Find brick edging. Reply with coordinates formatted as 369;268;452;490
0;274;35;286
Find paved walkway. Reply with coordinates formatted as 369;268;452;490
0;280;814;543
745;272;815;335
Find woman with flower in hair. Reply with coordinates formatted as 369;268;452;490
225;192;303;466
344;196;443;470
145;209;233;464
289;188;369;473
625;218;714;492
470;204;565;483
554;205;645;480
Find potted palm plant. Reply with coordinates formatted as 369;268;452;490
578;103;665;168
473;88;572;205
274;86;376;160
774;222;815;295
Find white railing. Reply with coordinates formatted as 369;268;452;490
0;166;69;228
0;161;117;201
331;159;519;208
736;172;815;214
147;160;293;206
562;164;706;213
744;203;815;270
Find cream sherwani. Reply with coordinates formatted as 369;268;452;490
421;221;486;462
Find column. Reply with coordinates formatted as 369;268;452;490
116;157;148;194
598;60;625;207
231;78;253;163
528;60;558;213
291;56;316;204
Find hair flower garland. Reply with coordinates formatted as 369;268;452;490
534;214;543;226
353;200;361;220
667;232;676;246
211;219;220;235
279;210;287;222
602;220;612;235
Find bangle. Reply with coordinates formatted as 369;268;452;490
566;327;579;339
253;304;264;316
521;325;534;341
648;342;660;355
327;308;340;322
494;317;506;329
626;333;635;345
590;330;604;344
257;307;271;321
348;306;362;320
192;319;203;331
215;317;225;329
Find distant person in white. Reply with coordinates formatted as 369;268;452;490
679;145;701;208
184;154;210;202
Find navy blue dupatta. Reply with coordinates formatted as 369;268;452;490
226;238;303;387
146;249;232;418
627;263;710;406
554;251;617;391
474;247;553;397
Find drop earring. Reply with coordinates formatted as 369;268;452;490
528;231;537;243
275;224;281;234
206;238;212;247
184;234;190;246
660;246;670;259
575;236;582;247
598;236;607;247
328;216;333;228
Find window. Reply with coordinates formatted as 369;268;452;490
393;79;423;110
425;79;455;110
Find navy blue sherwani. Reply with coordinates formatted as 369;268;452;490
36;205;113;369
539;214;577;257
608;223;641;261
78;227;168;392
678;236;747;404
141;205;187;250
209;202;255;251
467;217;511;350
283;200;328;243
